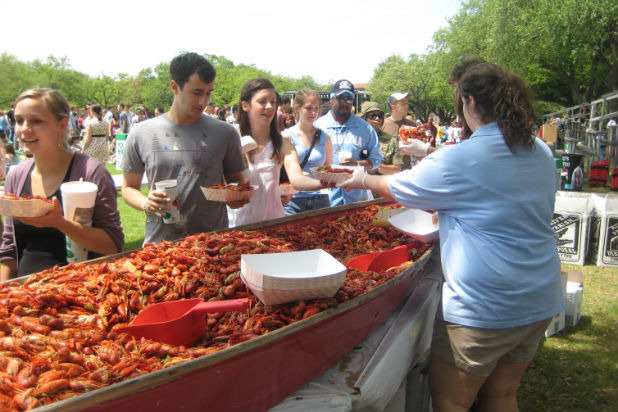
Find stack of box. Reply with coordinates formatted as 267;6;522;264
588;193;618;267
545;270;584;337
545;272;568;337
552;191;592;266
565;271;584;327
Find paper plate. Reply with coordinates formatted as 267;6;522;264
310;165;360;184
388;209;439;243
0;198;54;218
201;184;257;202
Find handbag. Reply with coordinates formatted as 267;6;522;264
280;128;321;183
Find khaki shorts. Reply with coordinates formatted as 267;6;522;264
431;317;552;377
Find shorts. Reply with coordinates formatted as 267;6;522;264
431;317;551;377
283;194;330;216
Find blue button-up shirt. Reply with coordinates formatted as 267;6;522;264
315;111;383;205
389;122;564;328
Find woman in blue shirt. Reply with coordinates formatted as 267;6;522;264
339;62;563;412
282;89;333;215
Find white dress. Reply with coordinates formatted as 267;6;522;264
228;141;284;227
84;119;110;164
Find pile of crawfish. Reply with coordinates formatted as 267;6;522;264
0;205;431;411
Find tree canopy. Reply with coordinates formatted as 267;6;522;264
1;0;615;121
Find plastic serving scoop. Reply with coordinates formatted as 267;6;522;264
346;245;412;273
115;298;250;347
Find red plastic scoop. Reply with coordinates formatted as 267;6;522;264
346;245;412;272
115;298;250;347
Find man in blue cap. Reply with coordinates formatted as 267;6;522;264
314;79;383;206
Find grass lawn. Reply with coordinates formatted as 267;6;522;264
106;163;146;251
107;161;617;410
519;263;618;411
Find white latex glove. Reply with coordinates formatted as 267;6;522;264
336;168;367;191
399;139;429;157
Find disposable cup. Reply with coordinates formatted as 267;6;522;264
60;180;98;263
154;179;180;224
338;151;353;164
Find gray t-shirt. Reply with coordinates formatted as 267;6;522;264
122;114;245;244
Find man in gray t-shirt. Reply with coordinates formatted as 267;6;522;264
121;53;246;244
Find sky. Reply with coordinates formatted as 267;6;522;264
1;0;462;85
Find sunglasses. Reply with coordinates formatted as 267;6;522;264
336;95;354;103
367;113;384;120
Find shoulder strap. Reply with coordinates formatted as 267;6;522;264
299;128;321;169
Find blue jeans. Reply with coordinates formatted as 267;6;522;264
284;194;330;215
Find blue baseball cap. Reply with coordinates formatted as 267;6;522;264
330;79;355;98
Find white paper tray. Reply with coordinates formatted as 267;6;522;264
241;274;342;305
389;209;439;243
310;165;361;184
201;184;257;202
0;198;54;218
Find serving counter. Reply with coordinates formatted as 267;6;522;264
1;199;440;412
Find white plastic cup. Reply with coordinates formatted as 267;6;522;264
154;179;180;224
60;180;98;263
240;135;258;153
338;151;352;164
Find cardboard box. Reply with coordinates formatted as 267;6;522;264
542;124;558;144
564;270;584;327
545;272;568;337
553;192;592;266
588;194;618;267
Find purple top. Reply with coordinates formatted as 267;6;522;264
0;153;124;267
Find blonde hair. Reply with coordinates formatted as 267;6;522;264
14;88;71;149
293;88;320;113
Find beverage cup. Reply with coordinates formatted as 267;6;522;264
338;151;353;164
60;180;98;263
154;179;180;224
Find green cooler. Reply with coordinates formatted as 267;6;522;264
115;133;128;170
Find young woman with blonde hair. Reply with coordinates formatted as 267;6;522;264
0;88;123;279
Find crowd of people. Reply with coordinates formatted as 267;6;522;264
0;52;562;412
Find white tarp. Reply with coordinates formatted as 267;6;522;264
270;253;442;412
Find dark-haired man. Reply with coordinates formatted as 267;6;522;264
314;79;382;206
121;52;246;244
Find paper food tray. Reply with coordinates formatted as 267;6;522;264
240;273;342;305
0;198;54;218
372;206;407;226
241;249;346;288
279;184;299;196
201;184;257;202
310;165;361;184
388;209;439;243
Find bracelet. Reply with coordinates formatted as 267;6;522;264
361;173;368;189
142;200;148;214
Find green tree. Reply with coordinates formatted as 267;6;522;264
432;0;618;106
368;54;456;123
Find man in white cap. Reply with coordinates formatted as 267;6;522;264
314;79;383;206
381;92;417;169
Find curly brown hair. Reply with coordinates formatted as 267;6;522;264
456;63;536;153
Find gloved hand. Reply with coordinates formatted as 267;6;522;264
337;168;367;191
399;139;429;157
